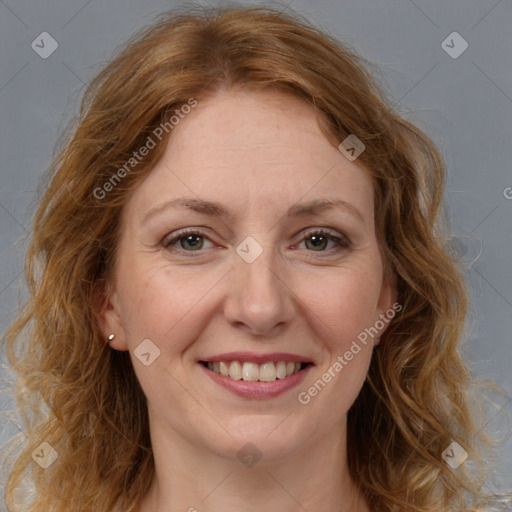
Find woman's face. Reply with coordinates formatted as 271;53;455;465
101;88;395;463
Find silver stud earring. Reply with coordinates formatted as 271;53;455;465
107;334;115;343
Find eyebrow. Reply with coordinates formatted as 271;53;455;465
142;198;230;225
287;198;363;222
141;197;364;225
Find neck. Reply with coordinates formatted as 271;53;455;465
138;417;371;512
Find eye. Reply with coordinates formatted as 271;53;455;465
162;229;214;253
296;229;350;253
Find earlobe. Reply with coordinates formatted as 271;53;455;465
93;281;129;351
374;270;399;346
379;267;398;313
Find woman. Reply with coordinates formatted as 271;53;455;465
2;4;500;511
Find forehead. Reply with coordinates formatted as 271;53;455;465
166;88;345;172
124;88;375;224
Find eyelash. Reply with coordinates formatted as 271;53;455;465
161;228;351;257
295;229;351;255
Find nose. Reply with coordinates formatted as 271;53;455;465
223;246;295;337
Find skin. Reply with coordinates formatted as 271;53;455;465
98;88;396;512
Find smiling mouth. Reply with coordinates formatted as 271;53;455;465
199;360;313;382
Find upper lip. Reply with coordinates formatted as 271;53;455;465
199;351;314;364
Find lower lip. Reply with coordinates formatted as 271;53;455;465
199;363;312;399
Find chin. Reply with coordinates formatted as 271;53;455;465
205;419;307;464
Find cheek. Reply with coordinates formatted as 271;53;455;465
115;264;223;399
116;259;223;350
294;270;381;421
298;264;384;348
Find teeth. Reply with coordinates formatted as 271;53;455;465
229;361;242;380
219;361;229;376
259;362;277;382
242;362;259;381
204;360;307;381
276;361;287;379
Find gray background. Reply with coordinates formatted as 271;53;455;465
1;0;511;500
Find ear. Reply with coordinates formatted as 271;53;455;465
374;269;399;346
92;279;129;351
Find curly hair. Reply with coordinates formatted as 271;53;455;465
1;4;502;511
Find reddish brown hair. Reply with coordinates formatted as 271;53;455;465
3;5;497;511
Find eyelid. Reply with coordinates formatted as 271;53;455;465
293;227;351;252
162;228;217;253
161;226;351;256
